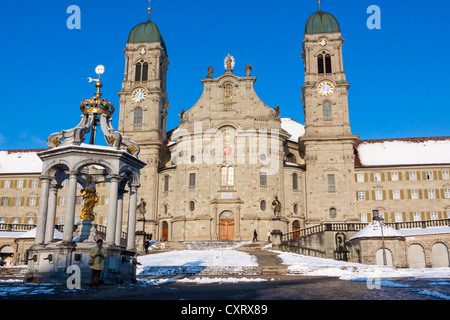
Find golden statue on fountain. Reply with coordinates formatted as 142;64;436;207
80;176;98;221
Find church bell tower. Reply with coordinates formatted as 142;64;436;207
300;4;359;224
118;3;169;234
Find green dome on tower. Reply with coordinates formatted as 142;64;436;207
305;10;340;34
127;20;167;53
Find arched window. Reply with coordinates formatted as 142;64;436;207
292;173;298;190
135;61;149;81
323;101;332;120
317;54;324;74
260;200;266;211
221;165;234;186
164;175;169;192
329;207;337;219
325;54;332;73
142;62;149;81
189;201;195;212
318;52;332;74
133;107;143;124
135;62;142;81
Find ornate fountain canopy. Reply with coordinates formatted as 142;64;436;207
46;65;141;157
80;65;115;116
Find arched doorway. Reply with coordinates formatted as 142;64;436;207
408;244;426;268
161;221;169;241
292;220;301;238
375;248;393;266
432;243;450;267
219;211;234;241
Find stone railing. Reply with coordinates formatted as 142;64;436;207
0;223;36;232
0;223;127;245
280;219;450;261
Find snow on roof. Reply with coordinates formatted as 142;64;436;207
0;150;43;174
355;137;450;167
281;118;305;142
16;227;63;239
349;221;450;241
349;221;403;241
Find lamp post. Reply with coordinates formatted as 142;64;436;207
372;209;387;266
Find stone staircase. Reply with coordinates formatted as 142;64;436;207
140;240;288;276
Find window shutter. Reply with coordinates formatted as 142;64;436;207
407;190;411;199
389;190;393;199
400;189;405;199
365;191;369;200
382;190;386;200
435;189;440;199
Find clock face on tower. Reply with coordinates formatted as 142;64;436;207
318;81;334;96
132;88;147;102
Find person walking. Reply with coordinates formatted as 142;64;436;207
253;229;258;242
160;236;166;250
89;239;107;287
267;230;271;242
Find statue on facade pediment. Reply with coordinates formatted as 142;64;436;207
245;64;253;77
207;66;214;79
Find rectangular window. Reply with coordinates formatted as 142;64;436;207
445;189;450;199
358;191;366;201
29;197;36;207
61;179;68;187
3;180;10;188
76;196;82;205
393;190;401;200
411;189;419;199
104;195;109;205
17;180;24;188
360;213;368;223
57;217;64;225
1;197;7;206
60;196;67;206
378;212;385;220
375;190;383;200
189;173;196;187
0;217;4;224
327;174;335;192
27;217;34;225
428;189;436;199
413;212;421;221
14;197;21;206
260;172;267;186
164;175;169;192
12;217;18;224
426;171;434;180
442;170;450;180
409;171;417;180
373;172;381;182
430;212;438;220
395;212;403;222
357;173;365;182
32;179;39;188
391;172;399;181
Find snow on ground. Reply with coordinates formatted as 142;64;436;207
274;250;450;280
1;243;449;299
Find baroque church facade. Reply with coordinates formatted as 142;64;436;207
117;7;362;241
1;6;450;250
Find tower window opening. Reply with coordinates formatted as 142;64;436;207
317;54;324;74
142;62;149;81
135;62;142;81
325;54;332;73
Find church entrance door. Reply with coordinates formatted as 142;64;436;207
219;211;234;241
161;221;169;241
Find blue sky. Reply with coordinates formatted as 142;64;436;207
0;0;449;150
